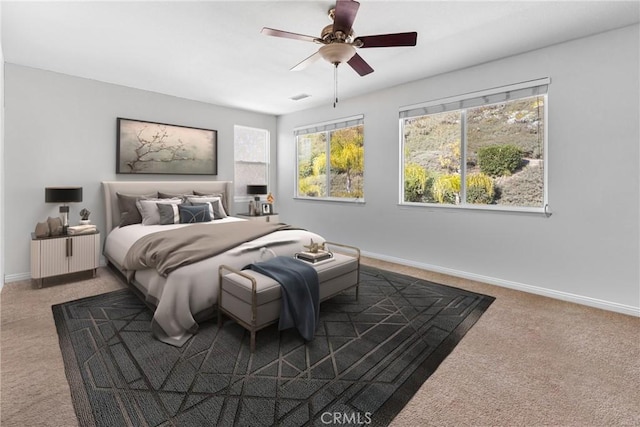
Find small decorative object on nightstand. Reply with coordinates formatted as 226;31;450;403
261;202;273;215
79;208;91;225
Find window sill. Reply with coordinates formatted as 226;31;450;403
398;202;551;216
294;196;365;204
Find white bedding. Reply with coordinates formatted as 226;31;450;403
104;218;323;346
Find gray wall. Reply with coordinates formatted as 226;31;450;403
0;3;5;288
276;25;640;315
3;64;277;279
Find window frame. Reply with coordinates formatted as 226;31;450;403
294;115;365;203
233;125;270;202
399;79;550;215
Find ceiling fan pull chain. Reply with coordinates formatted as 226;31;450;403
334;63;338;108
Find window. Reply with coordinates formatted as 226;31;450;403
295;115;364;201
400;79;548;212
234;125;269;200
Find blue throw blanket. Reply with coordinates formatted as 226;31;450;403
246;256;319;341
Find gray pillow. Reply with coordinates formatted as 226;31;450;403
158;191;192;199
157;203;180;225
136;198;182;226
186;196;228;219
191;201;227;220
193;191;228;213
211;199;228;219
117;192;157;227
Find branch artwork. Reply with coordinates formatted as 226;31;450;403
126;126;194;173
117;118;218;175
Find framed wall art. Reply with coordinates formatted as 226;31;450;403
116;118;217;175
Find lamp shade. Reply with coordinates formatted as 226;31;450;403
319;43;356;64
246;185;267;195
45;187;83;203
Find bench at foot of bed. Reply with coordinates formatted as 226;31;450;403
218;242;360;352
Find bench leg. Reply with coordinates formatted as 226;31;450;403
250;331;256;352
355;284;359;300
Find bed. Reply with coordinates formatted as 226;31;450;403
102;181;324;346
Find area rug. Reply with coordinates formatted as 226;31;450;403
53;265;494;427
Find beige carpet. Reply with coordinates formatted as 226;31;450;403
1;259;638;426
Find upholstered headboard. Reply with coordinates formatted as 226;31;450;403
102;181;233;231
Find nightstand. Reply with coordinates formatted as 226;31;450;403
236;213;280;223
30;231;100;288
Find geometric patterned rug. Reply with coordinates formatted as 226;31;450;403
52;265;494;427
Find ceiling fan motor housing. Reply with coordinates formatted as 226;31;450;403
320;23;352;43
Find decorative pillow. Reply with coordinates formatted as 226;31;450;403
193;191;228;213
186;196;228;219
179;204;211;223
136;198;182;225
117;192;157;227
186;196;211;212
211;199;228;219
191;201;227;220
157;203;181;225
158;191;193;199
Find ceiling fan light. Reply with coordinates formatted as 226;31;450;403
319;43;356;64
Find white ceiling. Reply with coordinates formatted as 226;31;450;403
2;1;639;115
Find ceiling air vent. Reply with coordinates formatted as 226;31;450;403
290;93;311;101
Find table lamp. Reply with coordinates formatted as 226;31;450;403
246;185;267;216
45;186;83;234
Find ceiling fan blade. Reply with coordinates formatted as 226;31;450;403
333;0;360;35
347;53;374;76
291;51;321;71
261;27;319;43
354;32;418;48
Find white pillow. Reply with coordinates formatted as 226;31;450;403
136;198;182;225
185;196;228;219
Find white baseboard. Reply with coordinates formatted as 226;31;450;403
5;252;638;317
3;257;109;285
361;250;640;318
4;272;31;283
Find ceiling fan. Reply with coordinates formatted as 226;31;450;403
262;0;417;106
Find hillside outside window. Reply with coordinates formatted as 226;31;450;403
400;78;549;213
295;115;364;202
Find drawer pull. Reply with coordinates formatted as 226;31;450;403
66;238;73;257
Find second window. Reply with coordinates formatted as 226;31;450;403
296;115;365;201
